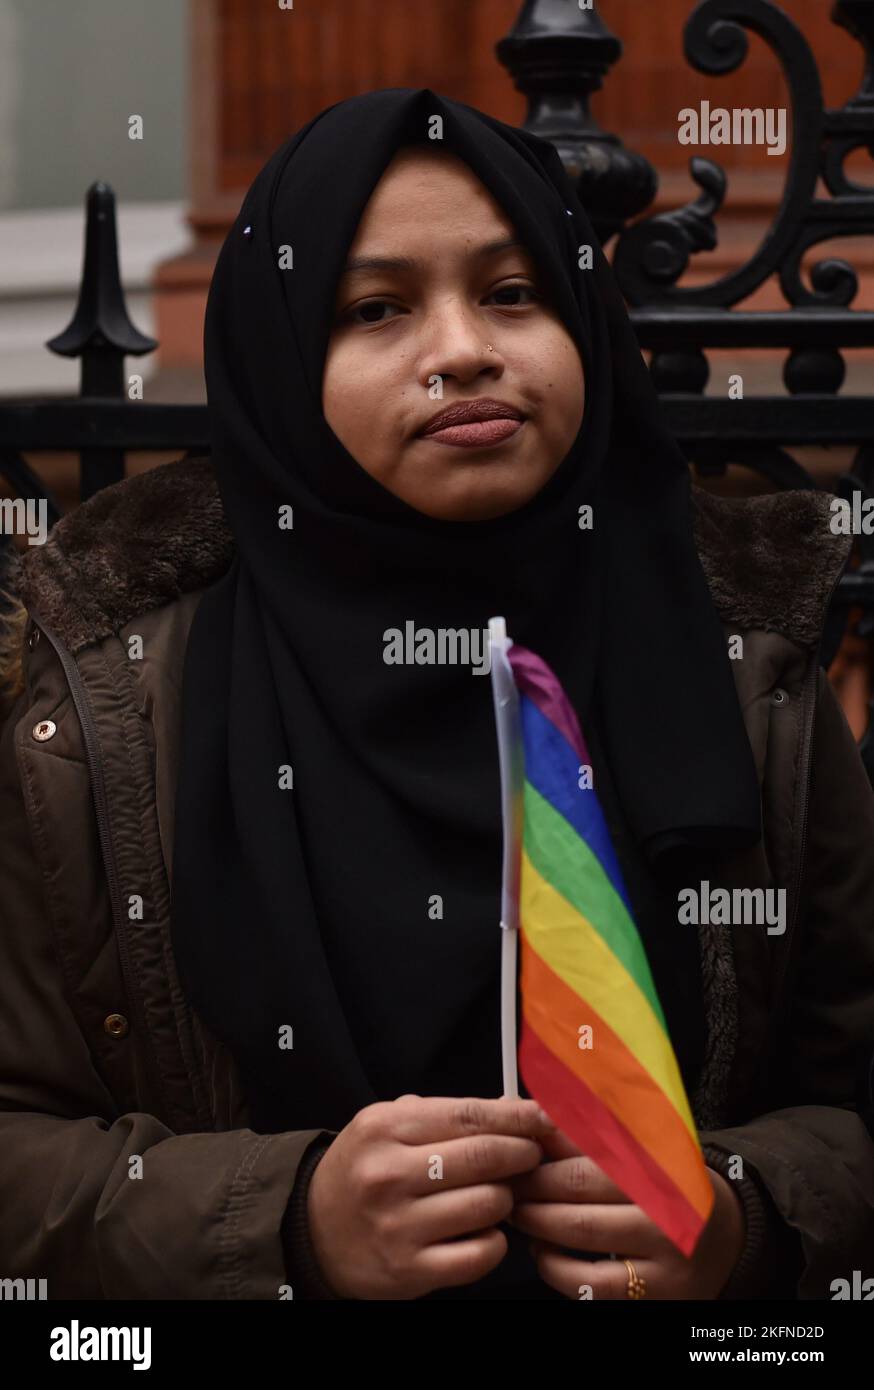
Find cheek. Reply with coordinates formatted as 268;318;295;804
322;345;377;449
321;348;343;432
535;333;586;440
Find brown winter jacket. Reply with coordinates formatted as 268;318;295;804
0;454;873;1301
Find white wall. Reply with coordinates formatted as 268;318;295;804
0;0;187;211
0;0;189;393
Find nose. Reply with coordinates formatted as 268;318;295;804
416;298;503;388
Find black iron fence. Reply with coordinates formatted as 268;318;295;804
1;0;874;753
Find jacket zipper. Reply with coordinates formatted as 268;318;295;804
786;553;850;950
27;608;168;1119
763;555;848;1083
787;654;817;945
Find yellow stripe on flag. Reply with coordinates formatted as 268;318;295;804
521;848;696;1139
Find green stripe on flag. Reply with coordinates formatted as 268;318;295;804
523;780;666;1028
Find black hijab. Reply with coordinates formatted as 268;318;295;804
169;88;761;1135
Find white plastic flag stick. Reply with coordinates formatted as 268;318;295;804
488;616;523;1099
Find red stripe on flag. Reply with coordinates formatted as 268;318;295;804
519;1024;712;1259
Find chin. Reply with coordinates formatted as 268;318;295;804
420;486;541;522
411;458;549;520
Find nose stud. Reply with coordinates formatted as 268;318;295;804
486;343;494;352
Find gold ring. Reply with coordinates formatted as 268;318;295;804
622;1257;647;1299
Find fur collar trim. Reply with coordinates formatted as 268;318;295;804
1;455;852;683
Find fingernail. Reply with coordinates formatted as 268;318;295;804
536;1107;557;1127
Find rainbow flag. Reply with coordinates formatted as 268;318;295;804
492;631;713;1259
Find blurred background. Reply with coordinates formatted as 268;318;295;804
0;0;187;395
1;0;870;398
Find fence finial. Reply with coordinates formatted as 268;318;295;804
47;182;156;377
495;0;657;245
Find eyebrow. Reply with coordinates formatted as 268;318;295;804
340;237;528;277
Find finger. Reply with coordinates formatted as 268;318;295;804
509;1200;665;1256
414;1182;515;1242
510;1153;628;1204
531;1245;661;1300
405;1134;544;1194
385;1095;557;1145
538;1127;584;1161
413;1227;509;1293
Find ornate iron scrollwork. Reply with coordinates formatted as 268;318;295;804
613;0;831;308
607;0;874;459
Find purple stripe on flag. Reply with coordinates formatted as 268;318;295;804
506;644;589;767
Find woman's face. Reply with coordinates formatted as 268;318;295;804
322;147;586;521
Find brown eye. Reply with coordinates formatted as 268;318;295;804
487;282;541;307
348;300;402;325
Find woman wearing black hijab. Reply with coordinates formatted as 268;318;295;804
169;86;765;1300
3;85;872;1304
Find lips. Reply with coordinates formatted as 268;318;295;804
418;398;526;449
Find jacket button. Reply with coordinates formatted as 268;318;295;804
770;688;788;707
103;1013;129;1038
28;626;40;650
32;719;56;741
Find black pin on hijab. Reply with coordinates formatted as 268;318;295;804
169;88;761;1134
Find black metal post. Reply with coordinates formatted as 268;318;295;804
495;0;658;245
47;182;156;500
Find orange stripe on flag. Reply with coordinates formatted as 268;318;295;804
520;1024;713;1258
521;934;712;1226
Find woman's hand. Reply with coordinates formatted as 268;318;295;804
306;1094;556;1300
508;1127;747;1299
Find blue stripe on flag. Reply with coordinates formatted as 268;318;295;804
519;692;633;915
